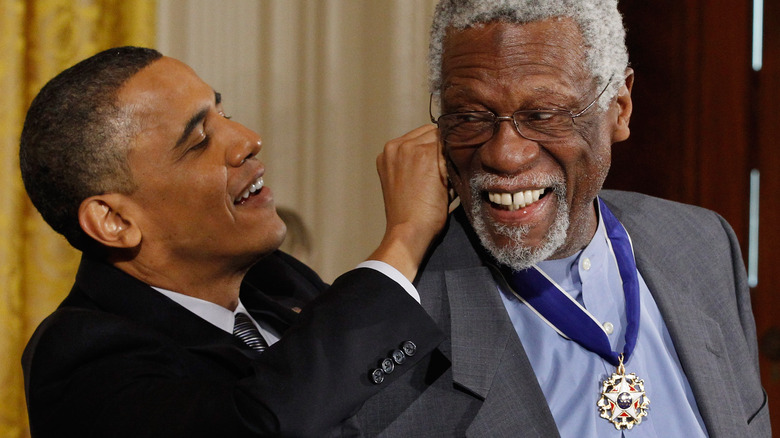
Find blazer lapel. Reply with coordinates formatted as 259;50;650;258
443;265;559;436
445;267;511;398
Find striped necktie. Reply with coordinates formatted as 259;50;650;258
233;312;268;353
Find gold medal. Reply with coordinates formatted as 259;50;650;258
598;354;649;429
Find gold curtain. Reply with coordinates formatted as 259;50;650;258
0;1;155;436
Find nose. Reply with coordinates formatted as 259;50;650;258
225;120;263;167
478;118;540;175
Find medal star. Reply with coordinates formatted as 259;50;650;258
603;376;644;420
598;372;650;430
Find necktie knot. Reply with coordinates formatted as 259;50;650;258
233;312;268;353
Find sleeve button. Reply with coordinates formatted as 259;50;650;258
381;357;395;374
370;368;385;384
392;349;406;364
401;340;417;357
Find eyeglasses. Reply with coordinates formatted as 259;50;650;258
429;77;613;146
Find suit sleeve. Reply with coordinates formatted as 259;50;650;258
23;267;444;437
236;267;444;435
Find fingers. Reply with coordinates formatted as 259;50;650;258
376;124;448;229
385;125;451;205
376;125;441;189
378;125;439;166
369;124;449;281
391;124;438;143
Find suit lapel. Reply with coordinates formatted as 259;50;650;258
421;211;520;398
444;266;559;436
417;212;558;435
445;267;511;398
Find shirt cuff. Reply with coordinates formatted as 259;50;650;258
356;260;421;304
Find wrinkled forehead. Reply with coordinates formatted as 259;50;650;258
440;19;592;95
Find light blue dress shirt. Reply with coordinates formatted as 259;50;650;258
497;206;709;437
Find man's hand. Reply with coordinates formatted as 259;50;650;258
369;125;449;282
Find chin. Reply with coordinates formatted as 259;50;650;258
243;216;288;261
264;218;288;254
469;196;570;272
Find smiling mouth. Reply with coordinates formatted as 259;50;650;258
485;188;551;211
234;176;264;204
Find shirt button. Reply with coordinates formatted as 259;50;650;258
582;257;592;271
603;321;614;335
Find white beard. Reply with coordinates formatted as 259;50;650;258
466;173;569;272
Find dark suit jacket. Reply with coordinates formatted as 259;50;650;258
22;251;444;437
352;190;770;437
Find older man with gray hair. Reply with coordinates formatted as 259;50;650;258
350;0;769;436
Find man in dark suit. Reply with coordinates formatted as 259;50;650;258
352;0;770;436
20;46;448;437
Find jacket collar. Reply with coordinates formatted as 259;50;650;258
72;255;297;348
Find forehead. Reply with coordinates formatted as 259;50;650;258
440;18;590;97
117;56;213;124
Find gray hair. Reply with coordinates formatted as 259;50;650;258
428;0;628;108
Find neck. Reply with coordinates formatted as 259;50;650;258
112;256;249;310
548;198;600;261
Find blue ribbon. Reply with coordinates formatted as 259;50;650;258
502;198;640;367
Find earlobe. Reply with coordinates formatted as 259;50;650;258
79;195;142;249
611;68;634;143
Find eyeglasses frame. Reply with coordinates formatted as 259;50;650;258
429;75;615;144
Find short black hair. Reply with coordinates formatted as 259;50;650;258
20;46;163;254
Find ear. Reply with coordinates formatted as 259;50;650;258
79;195;142;249
611;67;634;143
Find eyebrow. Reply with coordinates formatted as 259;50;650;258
443;84;573;102
174;91;221;149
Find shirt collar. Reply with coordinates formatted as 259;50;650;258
152;286;252;334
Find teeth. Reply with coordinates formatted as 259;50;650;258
235;177;264;203
488;189;544;210
250;177;264;193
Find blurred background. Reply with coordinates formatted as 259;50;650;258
0;0;776;436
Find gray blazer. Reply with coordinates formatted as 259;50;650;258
352;190;769;437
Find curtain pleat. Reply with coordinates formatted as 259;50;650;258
0;1;155;436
